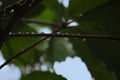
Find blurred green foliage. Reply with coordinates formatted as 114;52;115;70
0;0;120;80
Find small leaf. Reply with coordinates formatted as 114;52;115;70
77;0;120;35
34;9;55;22
20;71;67;80
25;2;45;18
87;39;120;79
67;0;110;18
42;0;66;19
70;39;116;80
62;28;116;80
1;24;40;66
47;38;75;62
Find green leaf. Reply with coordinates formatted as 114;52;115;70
1;24;40;66
69;1;120;78
25;2;45;18
67;0;110;18
86;39;120;79
62;29;115;80
20;71;67;80
42;0;66;19
70;39;115;80
47;38;75;62
34;9;55;22
77;0;120;35
13;23;37;32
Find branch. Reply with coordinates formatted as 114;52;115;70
8;33;120;41
0;26;64;69
0;17;61;27
0;0;42;48
21;18;61;27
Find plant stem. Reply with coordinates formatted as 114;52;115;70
0;26;64;69
9;33;120;41
0;17;61;27
21;18;61;27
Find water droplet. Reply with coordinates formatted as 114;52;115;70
31;32;35;34
26;32;29;34
65;33;68;35
79;14;82;16
12;33;15;35
9;32;12;34
10;9;14;13
57;32;60;34
83;38;86;41
29;4;31;7
71;34;74;35
18;32;21;34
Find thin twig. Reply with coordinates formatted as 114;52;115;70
0;17;61;27
21;18;61;27
8;33;120;41
0;0;42;48
0;26;64;69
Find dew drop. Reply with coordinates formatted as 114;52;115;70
18;32;21;34
29;4;31;7
10;9;14;13
71;34;74;35
83;38;86;41
26;32;29;34
12;33;15;35
65;33;68;35
9;32;12;34
57;32;60;34
31;32;35;34
79;14;82;16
